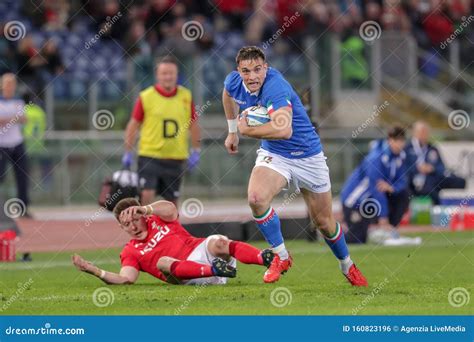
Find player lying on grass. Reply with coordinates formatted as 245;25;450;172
72;197;274;285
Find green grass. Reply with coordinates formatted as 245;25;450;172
0;231;473;315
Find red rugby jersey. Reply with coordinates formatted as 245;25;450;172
120;215;204;282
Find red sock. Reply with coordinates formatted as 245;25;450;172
170;260;214;279
228;241;263;265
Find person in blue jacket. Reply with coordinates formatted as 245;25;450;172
405;121;466;205
341;126;410;243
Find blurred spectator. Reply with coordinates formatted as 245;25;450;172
364;0;383;22
144;0;177;42
15;35;43;96
340;29;369;88
22;0;70;31
0;73;31;217
39;39;64;78
214;0;250;31
381;0;411;32
307;0;332;35
21;0;47;29
245;0;274;45
405;121;466;205
402;0;431;49
22;93;53;192
0;22;16;74
43;0;71;31
341;126;415;245
4;0;472;97
95;0;128;42
126;21;152;57
126;21;154;87
422;0;454;48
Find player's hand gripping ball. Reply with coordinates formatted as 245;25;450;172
241;106;270;127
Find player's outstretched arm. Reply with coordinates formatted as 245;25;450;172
72;254;138;285
238;107;293;140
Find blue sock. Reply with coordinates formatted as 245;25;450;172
324;222;350;260
253;207;284;248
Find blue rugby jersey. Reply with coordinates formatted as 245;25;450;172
224;67;321;159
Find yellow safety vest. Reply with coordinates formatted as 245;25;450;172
138;85;192;160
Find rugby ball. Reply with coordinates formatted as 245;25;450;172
243;106;270;127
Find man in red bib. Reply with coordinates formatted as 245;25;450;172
72;198;274;285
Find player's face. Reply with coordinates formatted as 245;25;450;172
120;216;148;240
415;126;430;145
388;138;406;155
237;58;268;93
1;75;16;98
156;62;178;91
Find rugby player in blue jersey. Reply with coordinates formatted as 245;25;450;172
222;46;367;286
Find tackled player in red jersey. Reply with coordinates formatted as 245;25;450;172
72;198;274;285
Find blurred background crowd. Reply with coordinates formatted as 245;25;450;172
1;0;472;100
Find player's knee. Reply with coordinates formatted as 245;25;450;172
156;256;176;273
247;191;270;210
208;235;230;256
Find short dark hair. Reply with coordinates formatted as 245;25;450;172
235;46;266;65
156;55;178;67
387;125;406;140
113;197;140;221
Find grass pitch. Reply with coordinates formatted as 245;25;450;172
0;231;472;315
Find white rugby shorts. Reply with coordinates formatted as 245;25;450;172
183;235;237;285
254;148;331;193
